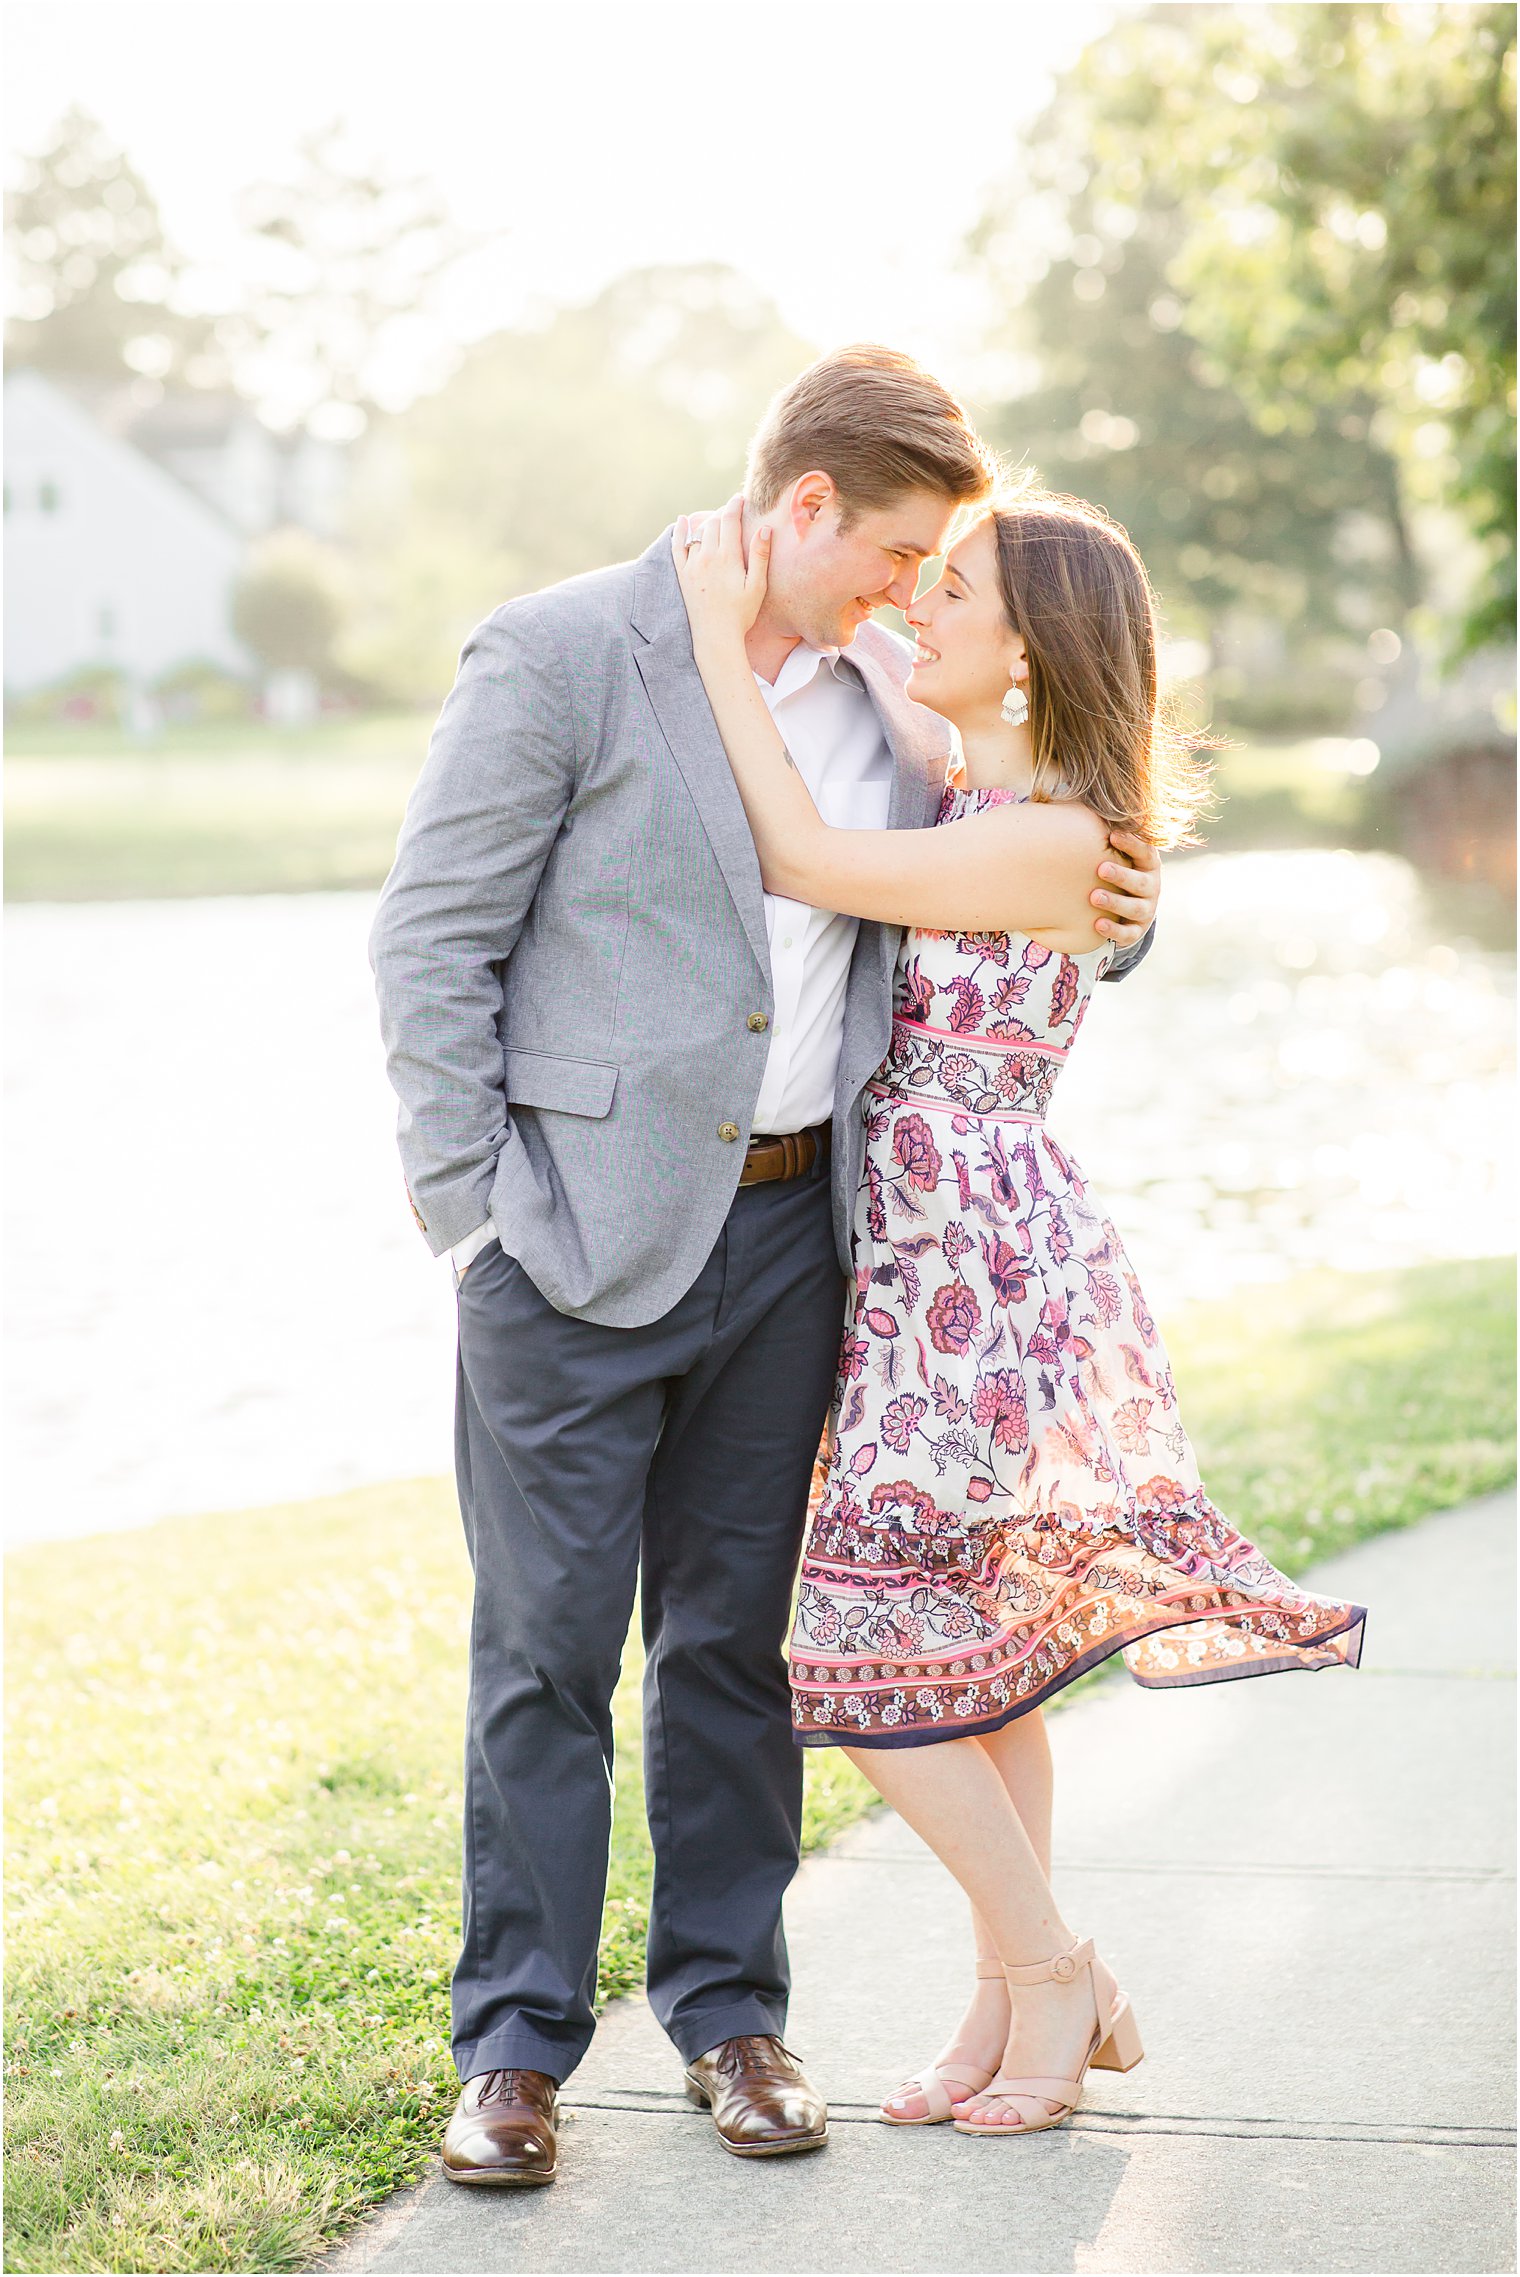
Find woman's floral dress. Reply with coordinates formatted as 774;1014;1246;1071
791;783;1366;1748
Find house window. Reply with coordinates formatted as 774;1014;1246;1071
39;480;60;512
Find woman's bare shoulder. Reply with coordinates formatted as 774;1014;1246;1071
991;796;1110;948
973;793;1110;861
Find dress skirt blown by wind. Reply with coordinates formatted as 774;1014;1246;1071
790;784;1366;1750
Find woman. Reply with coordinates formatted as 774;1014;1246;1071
673;489;1366;2139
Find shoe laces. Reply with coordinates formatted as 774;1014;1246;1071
476;2067;532;2107
716;2034;802;2077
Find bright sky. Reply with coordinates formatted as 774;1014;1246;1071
7;0;1119;398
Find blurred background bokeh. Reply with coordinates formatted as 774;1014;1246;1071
5;0;1515;1543
5;14;1516;2265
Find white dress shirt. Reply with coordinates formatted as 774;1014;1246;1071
451;638;892;1273
747;640;892;1128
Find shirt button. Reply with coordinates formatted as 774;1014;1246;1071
718;1122;741;1143
747;1013;769;1033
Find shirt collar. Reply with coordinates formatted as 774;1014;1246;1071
765;640;845;701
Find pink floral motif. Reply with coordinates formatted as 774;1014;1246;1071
957;931;1010;966
932;1374;969;1423
1048;958;1080;1028
866;1159;886;1240
946;975;986;1033
971;1368;1029;1453
867;1480;949;1532
1112;1397;1153;1453
795;781;1366;1748
991;972;1032;1015
926;1279;981;1355
1088;1270;1123;1326
881;1395;927;1452
900;957;934;1021
979;1231;1030;1310
892;1113;942;1191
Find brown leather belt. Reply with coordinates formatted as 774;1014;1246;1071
738;1123;832;1187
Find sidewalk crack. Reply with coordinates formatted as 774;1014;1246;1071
561;2091;1515;2150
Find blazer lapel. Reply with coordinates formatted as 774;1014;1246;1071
630;533;771;976
838;635;949;834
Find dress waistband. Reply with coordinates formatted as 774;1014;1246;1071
873;1018;1065;1123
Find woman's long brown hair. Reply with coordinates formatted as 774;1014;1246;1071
988;491;1212;848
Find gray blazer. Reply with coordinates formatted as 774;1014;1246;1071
370;529;1148;1328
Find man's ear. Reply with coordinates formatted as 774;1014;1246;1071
787;469;838;541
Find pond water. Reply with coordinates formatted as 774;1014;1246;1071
4;849;1513;1546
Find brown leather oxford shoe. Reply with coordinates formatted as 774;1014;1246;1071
441;2067;559;2187
683;2034;828;2157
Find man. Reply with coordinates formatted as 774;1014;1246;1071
370;346;1160;2185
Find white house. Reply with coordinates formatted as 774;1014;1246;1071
126;387;347;541
4;368;250;697
3;370;348;702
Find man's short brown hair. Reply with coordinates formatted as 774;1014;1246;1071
745;344;997;522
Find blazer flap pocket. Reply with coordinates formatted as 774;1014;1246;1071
504;1048;618;1120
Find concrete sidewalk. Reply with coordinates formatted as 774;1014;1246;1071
328;1493;1516;2275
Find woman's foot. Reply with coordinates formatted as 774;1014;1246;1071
879;1960;1010;2123
955;1941;1136;2134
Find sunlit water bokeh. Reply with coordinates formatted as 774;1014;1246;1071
4;850;1513;1545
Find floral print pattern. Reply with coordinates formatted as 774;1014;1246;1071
791;784;1366;1748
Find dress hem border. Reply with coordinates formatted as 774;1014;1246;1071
791;1602;1368;1750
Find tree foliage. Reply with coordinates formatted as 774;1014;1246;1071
232;530;348;675
231;122;473;436
339;264;814;702
970;178;1418;726
4;107;220;387
981;2;1515;661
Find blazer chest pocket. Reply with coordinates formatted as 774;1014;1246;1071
504;1047;619;1120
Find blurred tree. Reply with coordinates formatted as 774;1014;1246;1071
5;107;220;387
990;2;1515;660
232;529;348;677
231;123;472;438
969;179;1417;727
339;264;815;703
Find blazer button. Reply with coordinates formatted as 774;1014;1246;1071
747;1012;769;1032
718;1122;741;1143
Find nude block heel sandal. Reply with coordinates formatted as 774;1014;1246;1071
1090;1984;1145;2072
952;1935;1144;2137
878;1957;1006;2125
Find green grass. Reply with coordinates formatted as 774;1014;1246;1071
3;748;424;901
5;1258;1513;2272
4;717;429;902
1203;736;1373;848
5;716;428;764
4;728;1385;901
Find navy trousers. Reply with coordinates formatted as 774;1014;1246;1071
450;1150;845;2083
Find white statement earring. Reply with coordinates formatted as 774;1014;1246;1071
1001;677;1029;728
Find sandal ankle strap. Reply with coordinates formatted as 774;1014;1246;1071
1001;1934;1095;1986
974;1957;1005;1980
